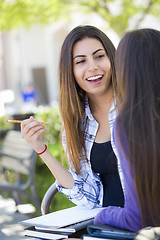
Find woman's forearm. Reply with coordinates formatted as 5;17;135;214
40;149;75;189
21;117;74;189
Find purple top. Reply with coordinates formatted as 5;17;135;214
94;123;142;232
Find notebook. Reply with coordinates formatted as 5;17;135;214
86;224;137;239
20;206;103;239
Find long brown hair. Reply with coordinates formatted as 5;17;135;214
115;28;160;227
59;25;116;174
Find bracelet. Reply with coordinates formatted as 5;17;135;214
36;144;47;155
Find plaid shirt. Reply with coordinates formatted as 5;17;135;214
56;96;124;209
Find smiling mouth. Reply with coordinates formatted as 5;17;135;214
86;74;103;81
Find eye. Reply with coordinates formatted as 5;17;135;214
76;59;86;64
96;54;105;59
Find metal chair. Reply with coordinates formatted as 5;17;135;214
0;130;41;211
41;181;58;215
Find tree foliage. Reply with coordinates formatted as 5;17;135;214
0;0;160;36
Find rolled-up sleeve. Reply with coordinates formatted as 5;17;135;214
56;169;103;209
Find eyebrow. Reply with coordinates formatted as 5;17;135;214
73;48;104;60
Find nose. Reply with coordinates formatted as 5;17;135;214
88;59;98;71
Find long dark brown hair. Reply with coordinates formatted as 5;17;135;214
115;28;160;227
59;25;116;174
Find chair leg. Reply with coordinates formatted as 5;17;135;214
11;191;24;206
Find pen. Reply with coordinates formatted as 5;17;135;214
6;120;49;125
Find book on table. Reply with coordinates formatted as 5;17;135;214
83;235;112;240
24;226;70;239
20;205;103;239
82;224;137;240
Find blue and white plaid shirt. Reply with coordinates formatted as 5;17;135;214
56;96;124;209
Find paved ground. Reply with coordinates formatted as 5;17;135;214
0;195;35;240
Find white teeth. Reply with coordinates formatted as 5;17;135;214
87;75;103;81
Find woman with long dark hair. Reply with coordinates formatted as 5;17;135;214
21;25;124;209
94;28;160;231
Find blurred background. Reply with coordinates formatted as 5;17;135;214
0;0;160;237
0;0;160;118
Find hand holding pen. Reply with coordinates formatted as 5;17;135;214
15;116;48;155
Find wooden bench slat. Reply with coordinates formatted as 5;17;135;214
0;130;40;211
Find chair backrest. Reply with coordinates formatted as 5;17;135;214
0;129;40;210
0;130;35;174
41;182;58;215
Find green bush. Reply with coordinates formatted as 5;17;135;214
35;106;61;146
0;115;13;129
0;115;12;140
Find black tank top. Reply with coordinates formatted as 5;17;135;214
90;141;124;207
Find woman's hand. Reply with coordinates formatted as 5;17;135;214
21;116;47;153
135;227;160;240
21;116;74;189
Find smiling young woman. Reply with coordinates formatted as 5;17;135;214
21;25;124;212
